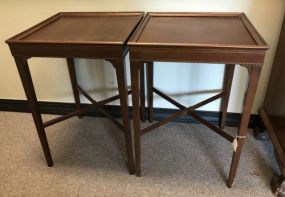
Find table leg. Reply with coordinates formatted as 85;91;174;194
140;63;146;122
14;57;53;167
227;65;261;188
131;60;142;176
109;59;135;174
146;61;154;123
67;58;82;118
220;64;235;129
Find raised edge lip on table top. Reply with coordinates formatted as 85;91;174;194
128;12;269;50
6;12;144;46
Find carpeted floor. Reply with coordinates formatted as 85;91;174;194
0;111;280;197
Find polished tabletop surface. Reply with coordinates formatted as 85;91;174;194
6;12;144;46
129;12;268;50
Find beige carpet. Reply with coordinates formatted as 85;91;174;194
0;111;279;197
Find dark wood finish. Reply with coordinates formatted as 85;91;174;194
140;63;146;122
128;12;268;187
6;12;144;59
260;108;285;175
43;103;98;128
6;12;144;174
76;84;124;131
109;58;135;174
14;57;53;167
130;12;267;47
144;89;234;142
153;88;223;112
259;13;285;195
42;90;132;128
146;61;154;122
152;88;185;109
137;16;255;45
7;12;144;45
227;66;261;187
130;60;142;176
220;64;235;129
67;58;82;118
129;12;268;64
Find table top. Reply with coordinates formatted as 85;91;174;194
128;12;268;50
6;12;144;46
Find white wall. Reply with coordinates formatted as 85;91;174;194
0;0;284;113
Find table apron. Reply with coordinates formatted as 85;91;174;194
129;47;265;65
8;44;127;59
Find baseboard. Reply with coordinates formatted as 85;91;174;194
0;99;260;128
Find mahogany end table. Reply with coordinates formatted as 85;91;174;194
6;12;144;174
128;12;269;187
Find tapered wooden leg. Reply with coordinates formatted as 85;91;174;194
67;58;82;118
146;61;154;123
109;59;135;174
140;63;146;122
131;60;142;176
14;57;53;167
220;64;235;129
227;65;261;188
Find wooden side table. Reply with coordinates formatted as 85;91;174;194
6;12;144;174
128;12;269;187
